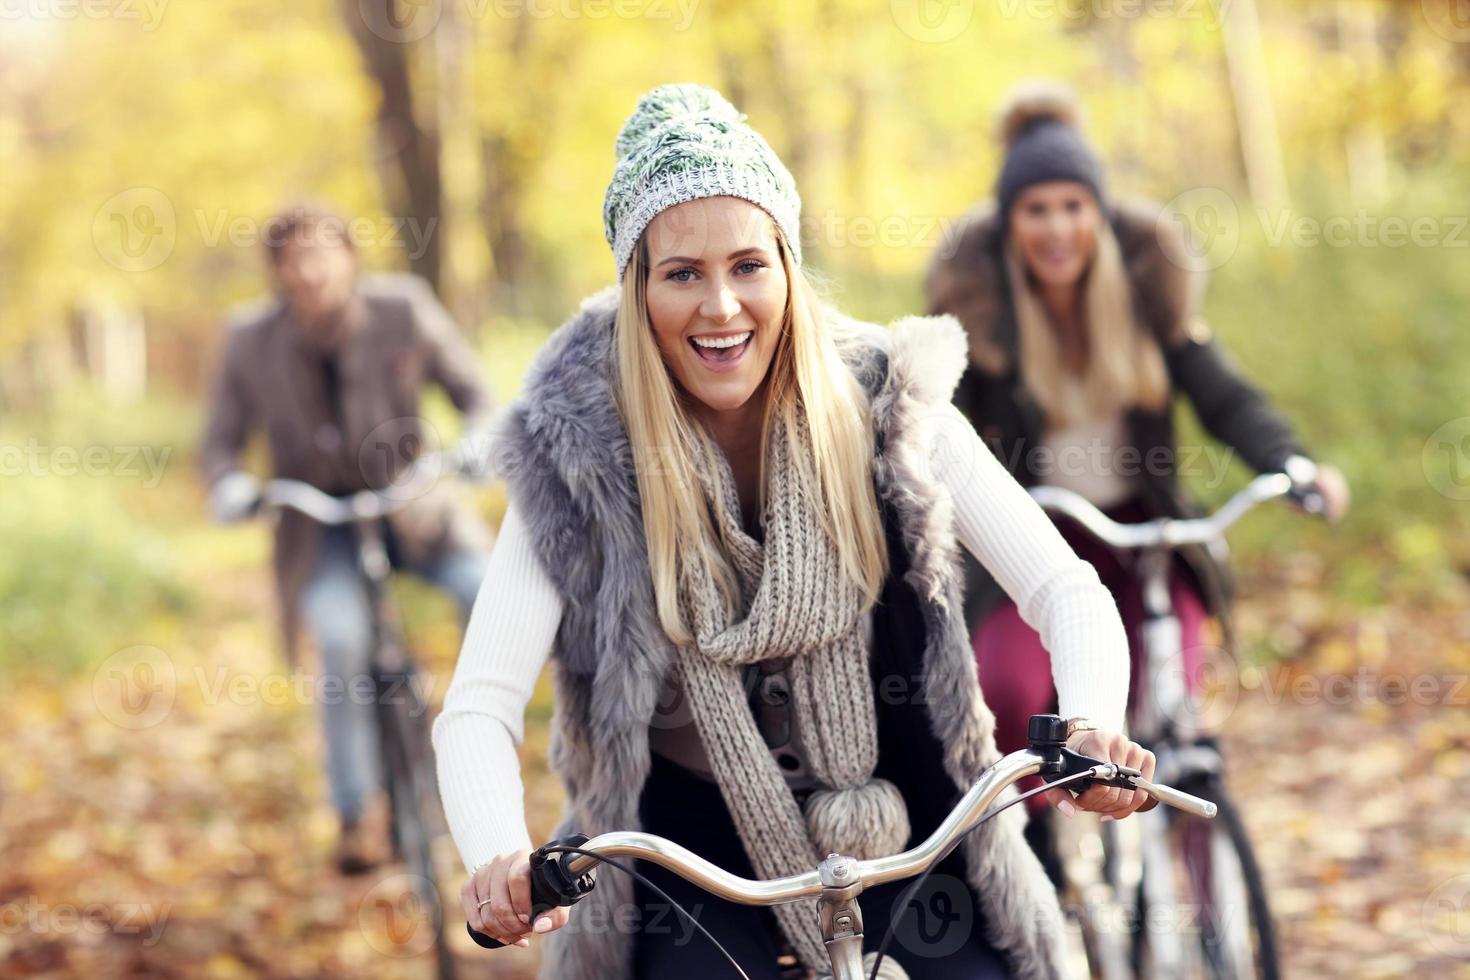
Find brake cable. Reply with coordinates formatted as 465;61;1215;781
538;843;753;980
866;768;1103;980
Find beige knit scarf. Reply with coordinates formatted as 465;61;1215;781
676;412;912;976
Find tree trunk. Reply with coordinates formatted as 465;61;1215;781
1221;0;1291;210
435;0;485;328
341;0;444;292
1336;1;1389;204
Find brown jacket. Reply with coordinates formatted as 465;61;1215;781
200;272;495;661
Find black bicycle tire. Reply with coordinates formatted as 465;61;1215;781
378;672;459;980
1134;779;1280;980
1193;783;1279;980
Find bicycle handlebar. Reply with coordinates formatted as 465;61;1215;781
259;453;456;525
466;713;1217;950
1027;471;1300;550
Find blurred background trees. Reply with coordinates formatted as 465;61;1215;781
1;0;1467;659
3;5;1470;976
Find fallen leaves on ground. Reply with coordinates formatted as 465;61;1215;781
5;562;1468;978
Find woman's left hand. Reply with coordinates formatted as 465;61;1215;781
1043;729;1157;821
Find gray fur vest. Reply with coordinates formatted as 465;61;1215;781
495;287;1068;979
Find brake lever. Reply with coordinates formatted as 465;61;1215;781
1025;714;1218;818
1046;747;1142;792
466;834;598;950
1287;483;1327;517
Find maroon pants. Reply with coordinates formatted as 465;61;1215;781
973;500;1209;812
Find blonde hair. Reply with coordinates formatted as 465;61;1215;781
1006;219;1169;426
615;231;888;645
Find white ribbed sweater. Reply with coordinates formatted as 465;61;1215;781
432;402;1129;872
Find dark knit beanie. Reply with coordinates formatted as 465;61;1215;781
995;80;1106;224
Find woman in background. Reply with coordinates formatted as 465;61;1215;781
927;79;1349;872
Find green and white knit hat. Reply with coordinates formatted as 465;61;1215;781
603;83;803;281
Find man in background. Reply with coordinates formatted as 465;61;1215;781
200;201;493;873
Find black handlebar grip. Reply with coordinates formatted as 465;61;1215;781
466;922;509;949
466;836;597;951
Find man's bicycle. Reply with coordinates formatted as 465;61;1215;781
1029;471;1320;980
261;458;469;980
464;713;1219;980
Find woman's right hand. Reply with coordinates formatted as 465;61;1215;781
462;848;574;947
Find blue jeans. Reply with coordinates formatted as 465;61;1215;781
299;523;487;821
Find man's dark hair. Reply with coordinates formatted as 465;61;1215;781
262;200;355;266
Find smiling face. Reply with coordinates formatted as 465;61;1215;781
1008;181;1101;291
641;196;789;420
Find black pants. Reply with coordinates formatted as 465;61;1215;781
630;753;1012;979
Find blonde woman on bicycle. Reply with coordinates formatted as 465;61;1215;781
435;83;1155;980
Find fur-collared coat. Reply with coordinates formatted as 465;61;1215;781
200;272;495;662
926;197;1308;628
494;287;1069;980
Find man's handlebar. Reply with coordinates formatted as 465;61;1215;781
258;451;479;525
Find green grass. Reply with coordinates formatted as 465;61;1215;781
0;386;198;675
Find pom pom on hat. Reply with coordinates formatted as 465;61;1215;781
614;83;745;159
996;78;1083;148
